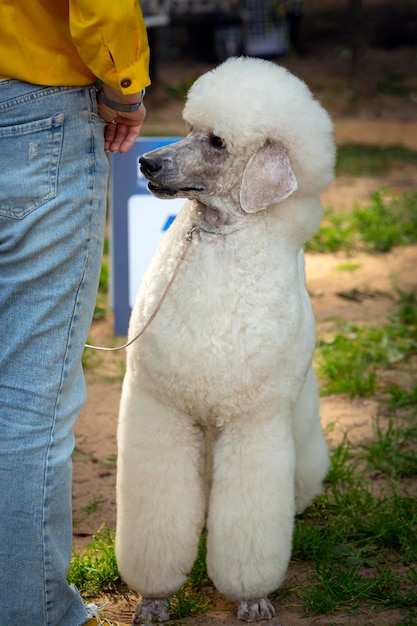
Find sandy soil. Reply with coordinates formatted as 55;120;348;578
72;26;417;625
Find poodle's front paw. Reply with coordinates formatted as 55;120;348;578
237;597;276;622
132;597;170;624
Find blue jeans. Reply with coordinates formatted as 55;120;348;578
0;81;109;624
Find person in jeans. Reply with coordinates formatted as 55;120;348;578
0;1;150;624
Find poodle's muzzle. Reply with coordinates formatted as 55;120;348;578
139;141;206;199
139;131;232;201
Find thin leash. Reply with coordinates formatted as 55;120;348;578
84;225;202;352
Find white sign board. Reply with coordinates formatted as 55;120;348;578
127;194;184;308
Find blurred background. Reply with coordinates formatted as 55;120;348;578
140;0;417;119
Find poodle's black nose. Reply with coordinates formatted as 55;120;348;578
139;155;162;174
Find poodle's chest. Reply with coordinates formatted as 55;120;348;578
137;311;313;426
130;240;315;421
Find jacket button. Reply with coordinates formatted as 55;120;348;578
120;78;132;88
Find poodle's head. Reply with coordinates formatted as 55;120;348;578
140;58;335;226
183;56;335;198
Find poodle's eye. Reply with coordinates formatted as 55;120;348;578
209;135;225;149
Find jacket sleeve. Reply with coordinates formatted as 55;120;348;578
69;0;150;94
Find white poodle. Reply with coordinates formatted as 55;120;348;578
116;56;335;624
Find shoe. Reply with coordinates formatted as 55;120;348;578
84;602;130;626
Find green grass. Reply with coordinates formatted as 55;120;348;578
305;190;417;253
360;413;417;478
294;291;417;619
336;144;417;177
336;262;360;272
315;290;417;397
68;529;121;597
354;190;417;252
82;496;103;514
306;207;357;253
293;429;417;617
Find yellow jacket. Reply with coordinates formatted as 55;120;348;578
0;0;150;94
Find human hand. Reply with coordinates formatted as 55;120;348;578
101;106;147;154
98;89;147;154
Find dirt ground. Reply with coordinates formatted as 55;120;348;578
73;15;417;625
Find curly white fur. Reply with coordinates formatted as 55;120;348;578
116;56;335;623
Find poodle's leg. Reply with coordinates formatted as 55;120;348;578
293;367;330;514
116;386;206;608
207;412;295;622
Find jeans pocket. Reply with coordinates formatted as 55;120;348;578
0;113;64;219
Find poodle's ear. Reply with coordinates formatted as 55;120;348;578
240;142;298;213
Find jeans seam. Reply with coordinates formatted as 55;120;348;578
43;91;97;626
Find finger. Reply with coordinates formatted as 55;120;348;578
105;121;128;153
104;121;118;151
106;122;143;154
118;124;142;154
